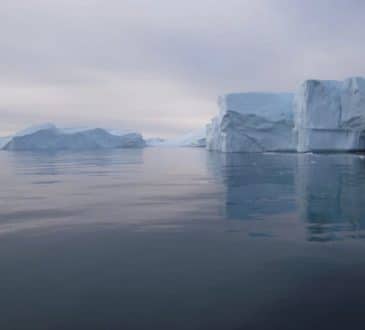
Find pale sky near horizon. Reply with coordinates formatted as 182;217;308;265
1;0;365;138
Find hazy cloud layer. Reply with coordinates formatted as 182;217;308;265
1;0;365;137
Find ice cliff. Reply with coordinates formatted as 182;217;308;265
294;77;365;152
2;124;145;151
206;93;295;152
207;77;365;153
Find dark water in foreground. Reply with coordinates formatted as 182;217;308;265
2;148;365;329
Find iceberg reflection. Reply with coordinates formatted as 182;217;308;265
207;152;297;220
296;153;365;241
208;151;365;242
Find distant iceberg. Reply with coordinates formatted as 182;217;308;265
0;136;11;149
145;138;166;146
147;128;206;148
206;93;295;152
2;123;145;151
294;77;365;152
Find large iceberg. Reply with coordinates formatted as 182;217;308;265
294;77;365;152
206;93;295;152
2;123;145;151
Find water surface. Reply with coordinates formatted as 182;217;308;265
1;148;365;329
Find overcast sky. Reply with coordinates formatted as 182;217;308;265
1;0;365;137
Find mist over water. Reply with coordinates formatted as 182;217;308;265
1;148;365;329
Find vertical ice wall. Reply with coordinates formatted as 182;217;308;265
294;77;365;152
206;93;295;152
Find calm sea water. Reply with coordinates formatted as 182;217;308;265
1;148;365;329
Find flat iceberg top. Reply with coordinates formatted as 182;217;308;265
219;92;294;121
298;77;365;91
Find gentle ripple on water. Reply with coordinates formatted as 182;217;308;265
2;148;365;329
1;148;365;241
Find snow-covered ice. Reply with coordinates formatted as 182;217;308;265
206;93;295;152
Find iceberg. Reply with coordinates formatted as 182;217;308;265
2;123;145;151
206;93;295;152
294;77;365;152
148;128;206;147
0;137;11;149
145;138;166;146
